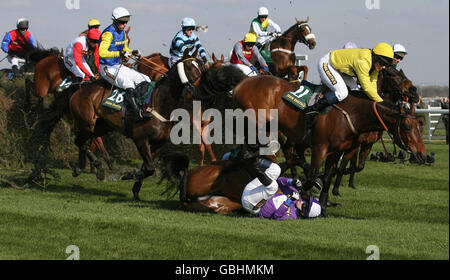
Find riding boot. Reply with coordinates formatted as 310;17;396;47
11;65;19;79
303;97;330;128
125;88;150;121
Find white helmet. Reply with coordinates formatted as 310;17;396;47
258;6;269;16
112;7;131;21
343;42;358;49
393;43;407;54
16;18;29;29
307;200;321;218
181;17;196;28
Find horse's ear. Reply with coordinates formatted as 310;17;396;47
221;54;225;61
182;48;191;58
305;16;310;22
295;18;301;24
212;52;218;63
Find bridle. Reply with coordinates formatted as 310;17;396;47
297;22;315;48
373;101;415;154
176;57;206;88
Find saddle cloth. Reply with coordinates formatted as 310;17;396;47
101;81;156;111
282;84;317;110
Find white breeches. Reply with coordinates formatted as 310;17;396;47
317;52;350;102
7;56;26;68
100;64;150;90
64;56;94;78
241;162;281;214
231;63;258;77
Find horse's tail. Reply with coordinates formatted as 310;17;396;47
158;150;190;201
25;45;61;64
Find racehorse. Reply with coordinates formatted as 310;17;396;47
135;52;227;166
266;17;316;81
331;66;425;196
158;149;277;214
69;50;208;200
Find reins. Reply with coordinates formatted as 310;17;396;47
130;55;168;76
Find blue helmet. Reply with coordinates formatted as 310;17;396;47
181;17;196;28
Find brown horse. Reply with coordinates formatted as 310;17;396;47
331;66;424;196
267;17;316;81
231;74;426;216
69;51;208;200
135;52;226;166
158;150;276;214
28;48;112;170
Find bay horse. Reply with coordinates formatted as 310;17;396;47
27;48;112;170
158;149;277;214
331;66;424;196
231;75;426;216
69;50;208;200
267;17;316;81
135;52;227;166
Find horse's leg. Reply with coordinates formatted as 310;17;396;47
131;137;157;201
320;153;340;217
332;152;348;196
92;137;113;170
205;143;216;162
199;143;206;166
348;143;374;189
73;131;91;177
296;65;308;80
294;142;310;175
200;196;242;214
89;139;97;173
85;149;105;181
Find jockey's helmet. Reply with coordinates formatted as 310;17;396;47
373;42;394;66
244;33;257;43
258;6;269;17
181;17;196;28
88;18;101;28
300;197;321;218
87;28;101;41
16;18;29;29
112;7;131;22
393;43;407;55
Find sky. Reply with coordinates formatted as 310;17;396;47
0;0;448;85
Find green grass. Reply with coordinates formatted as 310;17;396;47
0;142;448;260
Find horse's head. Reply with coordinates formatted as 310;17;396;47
211;53;226;68
176;47;208;88
380;67;419;104
295;17;316;49
393;102;427;164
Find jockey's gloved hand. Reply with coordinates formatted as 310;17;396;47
132;49;141;58
289;192;300;201
120;50;130;60
249;65;258;73
294;179;302;188
262;66;270;73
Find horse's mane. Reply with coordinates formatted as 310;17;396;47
145;52;164;59
192;65;246;102
25;46;61;64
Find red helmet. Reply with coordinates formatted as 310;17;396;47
87;28;101;41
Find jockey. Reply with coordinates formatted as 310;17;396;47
249;6;282;48
169;17;208;67
1;18;37;78
64;28;101;83
99;7;151;121
303;42;394;118
230;33;269;76
392;43;407;69
239;143;282;215
258;177;321;220
79;18;101;37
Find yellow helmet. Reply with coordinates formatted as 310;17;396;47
88;18;101;28
244;33;257;43
373;42;394;59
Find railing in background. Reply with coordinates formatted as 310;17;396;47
415;108;449;143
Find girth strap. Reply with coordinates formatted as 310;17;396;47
332;104;358;134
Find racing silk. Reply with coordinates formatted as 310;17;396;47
230;40;267;68
330;48;382;102
98;24;132;66
169;30;207;60
249;17;281;37
65;36;99;77
1;29;37;54
258;177;300;220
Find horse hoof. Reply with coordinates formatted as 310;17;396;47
72;168;82;177
332;191;341;197
96;168;105;181
349;185;356;189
